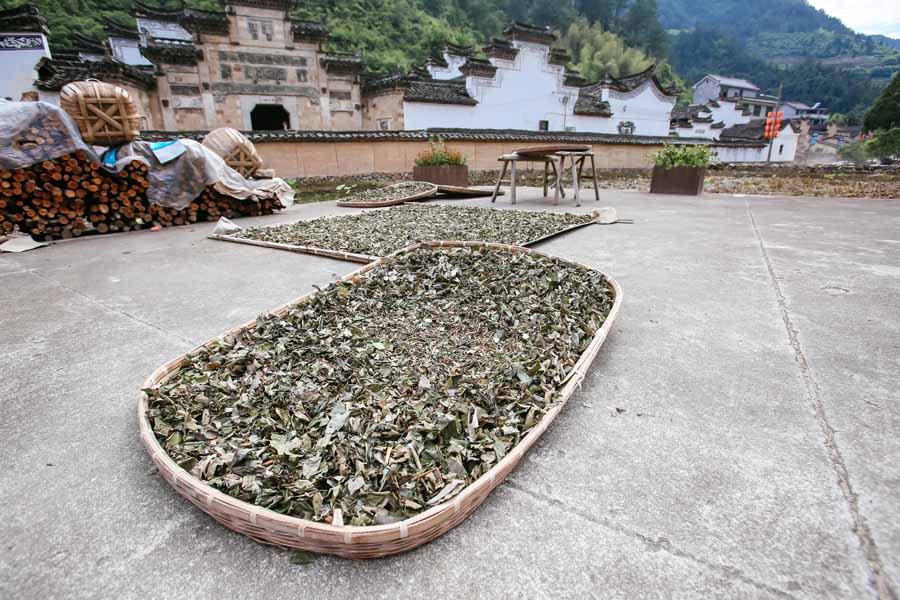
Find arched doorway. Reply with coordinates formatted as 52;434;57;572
250;104;290;130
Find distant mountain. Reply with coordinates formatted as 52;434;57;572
659;0;850;36
659;0;899;79
871;35;900;51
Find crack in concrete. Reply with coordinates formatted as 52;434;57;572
746;198;897;600
504;482;798;599
28;269;197;349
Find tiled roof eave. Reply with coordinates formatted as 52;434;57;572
140;128;736;146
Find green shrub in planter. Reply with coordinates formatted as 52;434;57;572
651;144;711;169
413;136;469;186
649;145;710;195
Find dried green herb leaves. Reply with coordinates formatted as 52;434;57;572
234;204;594;257
147;246;614;526
336;181;436;206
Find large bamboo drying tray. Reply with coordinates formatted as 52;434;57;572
139;240;622;558
335;182;437;208
208;213;600;263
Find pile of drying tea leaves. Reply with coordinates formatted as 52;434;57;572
147;246;614;526
337;181;436;206
233;204;595;257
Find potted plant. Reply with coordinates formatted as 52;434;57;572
649;144;711;195
413;137;469;187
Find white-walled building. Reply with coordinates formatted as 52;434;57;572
0;5;51;101
363;23;678;137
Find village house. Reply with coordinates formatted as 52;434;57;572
5;7;680;138
692;74;779;119
782;101;829;125
25;0;364;132
0;5;51;101
363;23;679;137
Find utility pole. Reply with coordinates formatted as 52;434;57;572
767;82;783;163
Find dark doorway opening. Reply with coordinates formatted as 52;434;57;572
250;104;290;130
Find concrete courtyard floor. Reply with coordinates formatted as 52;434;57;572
1;188;899;599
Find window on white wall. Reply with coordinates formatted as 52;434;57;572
377;118;391;130
538;120;549;131
779;144;784;155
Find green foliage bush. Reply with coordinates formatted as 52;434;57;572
414;137;468;167
865;128;900;163
864;71;900;133
651;145;710;169
837;141;868;166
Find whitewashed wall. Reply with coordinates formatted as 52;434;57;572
692;77;720;106
407;41;675;136
0;33;51;100
711;145;766;163
707;102;751;130
711;125;798;163
428;54;466;80
769;126;799;162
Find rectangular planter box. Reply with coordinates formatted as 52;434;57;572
649;166;706;195
413;165;469;187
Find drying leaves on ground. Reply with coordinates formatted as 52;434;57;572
336;181;436;206
233;204;595;256
146;246;615;526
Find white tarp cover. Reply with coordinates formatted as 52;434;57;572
0;100;293;210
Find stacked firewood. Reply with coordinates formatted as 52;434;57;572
1;150;283;241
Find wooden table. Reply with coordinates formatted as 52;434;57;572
491;145;600;207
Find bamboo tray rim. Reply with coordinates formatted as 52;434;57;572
336;182;438;208
138;240;621;557
208;213;599;264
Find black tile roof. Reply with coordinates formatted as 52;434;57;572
0;4;49;35
459;57;497;78
292;19;329;42
320;52;364;73
720;120;800;141
35;57;156;91
141;37;203;66
132;1;229;36
404;80;477;105
444;42;474;56
142;127;738;146
483;37;518;61
573;95;612;117
503;21;556;45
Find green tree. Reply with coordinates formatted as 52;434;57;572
563;18;653;81
619;0;667;58
863;70;900;133
865;128;900;163
837;141;868;166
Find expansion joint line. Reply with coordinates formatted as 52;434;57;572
745;199;896;600
28;269;197;349
505;482;798;599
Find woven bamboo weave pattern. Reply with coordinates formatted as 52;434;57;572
60;81;141;146
202;128;263;177
139;241;621;558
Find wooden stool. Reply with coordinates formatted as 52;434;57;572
554;151;600;207
492;153;564;205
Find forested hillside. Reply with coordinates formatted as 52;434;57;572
3;0;897;118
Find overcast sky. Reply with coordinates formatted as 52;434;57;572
807;0;900;38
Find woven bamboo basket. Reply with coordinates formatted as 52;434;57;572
336;182;437;208
139;241;621;558
59;80;141;146
202;128;263;178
